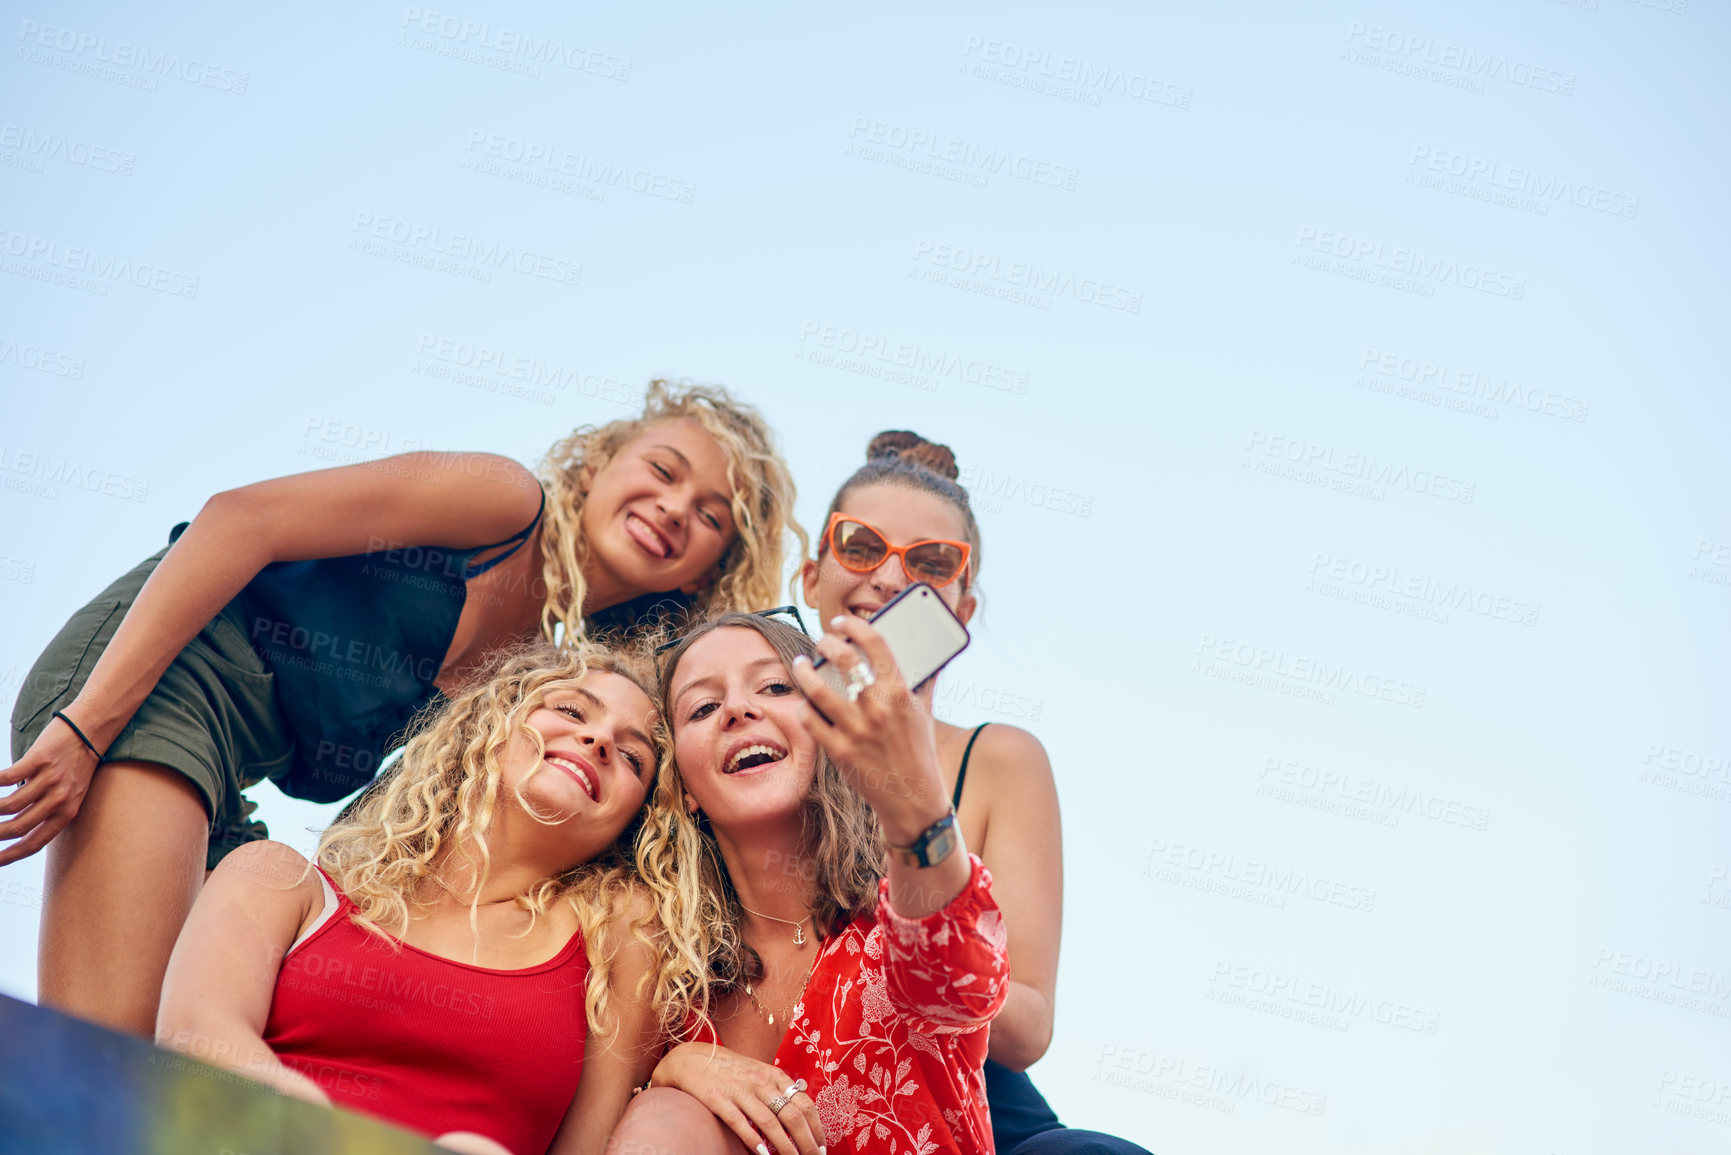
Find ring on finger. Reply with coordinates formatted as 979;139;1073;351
844;660;876;702
766;1078;807;1115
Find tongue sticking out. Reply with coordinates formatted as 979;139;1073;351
626;513;671;559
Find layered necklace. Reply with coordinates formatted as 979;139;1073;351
742;946;822;1029
737;900;821;1028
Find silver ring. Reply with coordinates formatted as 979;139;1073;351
844;660;876;702
767;1080;807;1114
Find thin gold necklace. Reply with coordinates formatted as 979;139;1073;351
743;945;822;1028
737;900;813;946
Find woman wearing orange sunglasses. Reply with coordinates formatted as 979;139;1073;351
798;432;1152;1155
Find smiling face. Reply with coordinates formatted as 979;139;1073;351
498;668;659;867
579;417;740;598
803;483;978;630
666;625;820;832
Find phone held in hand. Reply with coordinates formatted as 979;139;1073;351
808;583;971;710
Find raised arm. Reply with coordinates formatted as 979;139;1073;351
965;725;1062;1069
791;616;1008;1033
154;839;329;1103
0;452;542;865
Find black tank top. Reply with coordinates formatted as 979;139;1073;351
227;490;545;802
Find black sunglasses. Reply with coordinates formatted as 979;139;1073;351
653;605;810;655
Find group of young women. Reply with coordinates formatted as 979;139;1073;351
2;383;1150;1155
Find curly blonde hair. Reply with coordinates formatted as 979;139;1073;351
538;380;807;643
317;638;660;1042
633;614;884;1040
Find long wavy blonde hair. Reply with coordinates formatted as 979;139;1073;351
538;380;807;643
317;639;659;1041
633;614;885;1040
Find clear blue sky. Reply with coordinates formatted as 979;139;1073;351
3;2;1728;1151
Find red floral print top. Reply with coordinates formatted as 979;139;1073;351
693;855;1009;1155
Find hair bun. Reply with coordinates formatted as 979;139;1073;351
865;430;958;481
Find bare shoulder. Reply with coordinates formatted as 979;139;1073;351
206;841;322;924
968;723;1055;789
213;840;318;892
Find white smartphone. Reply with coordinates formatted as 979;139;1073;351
808;582;971;709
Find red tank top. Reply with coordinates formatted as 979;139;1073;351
262;868;589;1155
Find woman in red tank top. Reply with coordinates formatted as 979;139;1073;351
157;639;668;1155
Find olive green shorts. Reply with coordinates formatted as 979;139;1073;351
9;546;296;870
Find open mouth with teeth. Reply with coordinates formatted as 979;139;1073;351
724;742;788;775
545;754;598;802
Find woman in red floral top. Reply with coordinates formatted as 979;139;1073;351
610;612;1009;1155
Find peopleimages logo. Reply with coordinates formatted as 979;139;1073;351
1209;961;1443;1034
1356;347;1589;423
1244;430;1477;505
0;123;135;175
349;212;582;287
1343;22;1576;95
16;19;250;93
1307;551;1539;627
1295;227;1525;300
846;117;1080;190
959;37;1193;109
0;228;200;298
0;336;85;379
0;444;149;502
1258;757;1492;831
911;240;1143;313
463;131;694;203
1408;146;1638;219
399;7;630;80
1195;632;1428;709
799;322;1029;395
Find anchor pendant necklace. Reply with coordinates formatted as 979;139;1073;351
738;901;813;946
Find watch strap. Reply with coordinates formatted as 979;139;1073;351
888;807;958;869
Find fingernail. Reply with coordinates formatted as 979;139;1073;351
757;1145;770;1155
829;616;847;628
792;654;811;667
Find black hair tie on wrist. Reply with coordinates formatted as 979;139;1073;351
53;710;103;760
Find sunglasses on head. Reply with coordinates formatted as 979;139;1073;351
653;604;809;656
821;512;972;589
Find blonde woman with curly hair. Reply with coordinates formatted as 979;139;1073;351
157;640;667;1155
615;612;1009;1155
4;380;803;1038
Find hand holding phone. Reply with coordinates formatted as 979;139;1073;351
790;589;970;845
807;583;970;712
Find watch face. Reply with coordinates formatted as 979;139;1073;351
908;823;957;868
895;811;959;867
